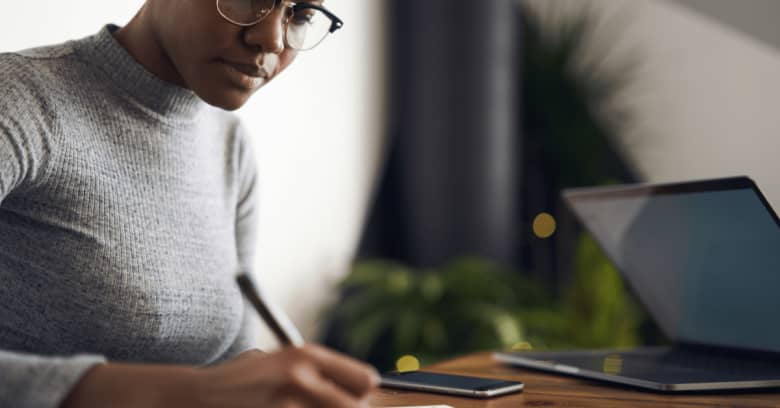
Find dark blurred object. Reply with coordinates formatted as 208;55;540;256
518;1;637;290
358;0;524;269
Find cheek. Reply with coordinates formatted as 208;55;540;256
163;7;226;72
175;0;239;57
179;32;243;90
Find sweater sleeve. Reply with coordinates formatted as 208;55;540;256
208;299;262;365
234;121;259;281
211;120;262;365
0;351;106;408
0;54;108;408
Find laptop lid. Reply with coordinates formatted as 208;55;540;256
562;176;780;354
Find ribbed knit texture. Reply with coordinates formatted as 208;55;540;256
0;25;261;407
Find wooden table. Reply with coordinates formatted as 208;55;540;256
370;352;780;407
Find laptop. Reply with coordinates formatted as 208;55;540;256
494;176;780;392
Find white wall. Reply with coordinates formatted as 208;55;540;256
1;1;386;349
525;0;780;209
672;0;780;51
242;0;386;347
0;2;141;48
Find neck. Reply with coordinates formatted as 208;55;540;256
114;5;188;88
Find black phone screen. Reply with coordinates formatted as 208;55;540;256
383;371;521;391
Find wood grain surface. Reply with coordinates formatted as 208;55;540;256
370;352;780;407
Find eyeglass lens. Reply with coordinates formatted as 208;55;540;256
219;0;276;25
217;0;334;50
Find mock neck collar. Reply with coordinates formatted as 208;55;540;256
75;24;205;121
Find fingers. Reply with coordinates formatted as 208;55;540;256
210;345;377;407
286;362;366;408
294;344;380;397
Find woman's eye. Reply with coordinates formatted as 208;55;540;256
291;10;314;25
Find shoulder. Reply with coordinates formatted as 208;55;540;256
0;51;61;136
231;116;256;163
0;49;71;195
0;40;79;84
12;41;77;60
0;41;82;185
230;116;257;180
0;41;81;114
217;112;257;189
0;52;43;100
208;108;248;136
194;107;257;182
0;47;76;143
204;108;255;156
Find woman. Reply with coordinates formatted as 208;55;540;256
0;0;379;407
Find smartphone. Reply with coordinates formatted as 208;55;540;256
380;371;524;398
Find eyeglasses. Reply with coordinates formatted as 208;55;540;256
216;0;344;51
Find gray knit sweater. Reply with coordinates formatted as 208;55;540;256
0;25;260;407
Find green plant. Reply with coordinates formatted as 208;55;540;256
516;235;644;350
322;257;545;370
322;249;646;371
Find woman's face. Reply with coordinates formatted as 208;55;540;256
150;0;303;110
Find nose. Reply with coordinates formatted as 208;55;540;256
243;7;286;54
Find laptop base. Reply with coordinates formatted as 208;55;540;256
494;346;780;392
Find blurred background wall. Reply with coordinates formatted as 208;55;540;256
673;0;780;50
525;0;780;209
0;0;386;349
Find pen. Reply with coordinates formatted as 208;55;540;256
238;273;392;389
236;273;305;347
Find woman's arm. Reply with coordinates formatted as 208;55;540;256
60;361;196;408
61;345;379;408
0;350;106;408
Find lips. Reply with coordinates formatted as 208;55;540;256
217;58;270;90
219;58;268;78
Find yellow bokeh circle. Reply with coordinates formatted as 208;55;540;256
396;355;420;372
511;341;533;351
533;212;556;239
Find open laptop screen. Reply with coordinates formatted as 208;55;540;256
564;177;780;354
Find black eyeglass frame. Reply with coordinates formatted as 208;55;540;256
293;2;344;35
217;0;344;35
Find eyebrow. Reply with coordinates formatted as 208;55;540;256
291;0;325;8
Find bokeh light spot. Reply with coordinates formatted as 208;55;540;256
511;341;533;351
603;354;623;375
494;315;523;346
387;269;411;294
533;212;557;239
396;355;420;372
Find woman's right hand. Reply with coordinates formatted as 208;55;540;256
61;344;381;408
191;344;380;407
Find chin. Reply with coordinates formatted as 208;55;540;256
199;89;252;111
214;97;248;111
